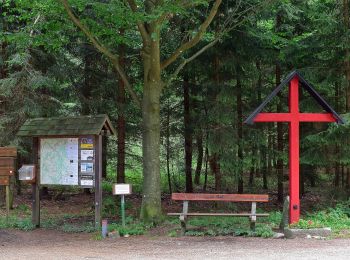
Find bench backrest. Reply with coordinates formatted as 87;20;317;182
171;193;268;202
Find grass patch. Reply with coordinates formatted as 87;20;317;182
171;216;274;238
108;217;149;236
61;222;96;233
0;215;35;231
290;201;350;235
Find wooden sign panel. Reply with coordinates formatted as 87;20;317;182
79;136;95;188
112;184;132;195
0;176;10;185
0;166;14;176
40;138;79;185
0;147;17;157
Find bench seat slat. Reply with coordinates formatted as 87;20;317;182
171;193;268;202
167;213;269;217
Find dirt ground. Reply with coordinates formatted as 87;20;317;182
1;229;350;260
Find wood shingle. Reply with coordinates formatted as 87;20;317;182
17;114;116;137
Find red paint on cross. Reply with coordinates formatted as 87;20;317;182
253;76;336;223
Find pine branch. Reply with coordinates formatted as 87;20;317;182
165;0;272;87
160;0;222;70
126;0;151;45
60;0;141;108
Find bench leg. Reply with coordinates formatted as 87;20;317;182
180;215;187;235
250;202;256;232
180;201;189;235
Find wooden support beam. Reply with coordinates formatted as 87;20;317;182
6;185;10;221
171;193;269;202
250;202;256;231
32;137;40;227
94;135;102;229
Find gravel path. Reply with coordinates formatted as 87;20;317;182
1;229;350;260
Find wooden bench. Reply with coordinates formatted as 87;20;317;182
168;193;269;234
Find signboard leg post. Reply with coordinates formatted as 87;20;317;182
5;185;10;221
32;137;40;227
94;135;102;229
121;195;126;227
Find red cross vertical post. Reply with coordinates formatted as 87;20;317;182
251;75;336;223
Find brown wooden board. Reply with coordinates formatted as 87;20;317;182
0;157;16;166
0;147;17;157
171;193;269;202
0;176;10;185
0;166;15;176
167;213;270;217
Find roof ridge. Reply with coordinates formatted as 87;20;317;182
27;114;108;121
244;70;344;125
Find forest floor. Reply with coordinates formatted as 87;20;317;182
1;228;350;259
1;186;350;259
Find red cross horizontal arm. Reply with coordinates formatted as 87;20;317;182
252;76;337;224
253;113;336;122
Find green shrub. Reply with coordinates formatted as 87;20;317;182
290;202;350;234
108;221;147;236
0;216;35;231
61;223;96;233
102;195;119;217
254;225;274;238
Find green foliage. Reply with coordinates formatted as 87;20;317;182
267;211;283;227
15;204;31;213
167;229;178;237
290;202;350;234
0;216;35;231
108;219;148;236
61;222;96;233
254;225;274;238
102;195;119;217
181;216;273;237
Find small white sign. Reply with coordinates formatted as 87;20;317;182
81;179;94;186
81;150;94;160
81;162;93;173
113;184;132;195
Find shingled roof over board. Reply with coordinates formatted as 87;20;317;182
244;70;345;125
17;114;116;137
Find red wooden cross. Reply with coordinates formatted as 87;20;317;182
246;73;342;223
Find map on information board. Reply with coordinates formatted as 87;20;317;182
40;138;79;185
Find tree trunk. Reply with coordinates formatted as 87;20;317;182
140;83;162;221
237;68;244;194
335;163;340;187
300;164;305;198
183;74;193;192
166;98;172;194
0;9;7;205
203;146;209;192
343;0;350;110
194;131;203;185
117;38;126;183
276;63;284;203
211;55;221;192
140;33;163;222
265;126;272;190
249;157;255;187
82;43;95;114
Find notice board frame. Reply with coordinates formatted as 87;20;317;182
32;134;103;229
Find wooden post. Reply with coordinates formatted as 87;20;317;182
32;137;40;227
180;200;188;235
289;77;300;223
5;184;10;221
94;135;102;229
250;202;256;231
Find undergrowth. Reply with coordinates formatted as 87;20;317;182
108;217;150;236
290;200;350;234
